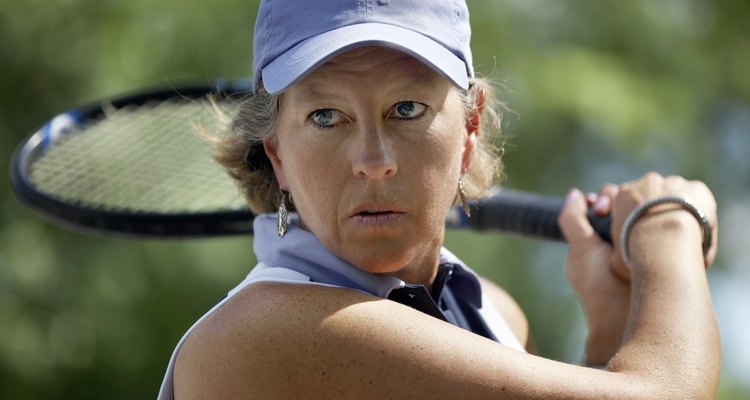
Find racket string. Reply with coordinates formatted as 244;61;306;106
29;98;245;213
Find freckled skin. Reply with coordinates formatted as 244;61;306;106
264;47;476;287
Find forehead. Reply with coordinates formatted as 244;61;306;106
287;46;447;98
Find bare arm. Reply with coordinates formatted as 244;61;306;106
558;172;720;396
176;283;633;400
174;172;720;400
604;173;720;396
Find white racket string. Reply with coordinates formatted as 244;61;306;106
29;98;245;213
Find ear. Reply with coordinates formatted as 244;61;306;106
263;139;288;190
461;86;485;173
461;132;477;174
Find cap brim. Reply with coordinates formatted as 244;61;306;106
260;23;469;95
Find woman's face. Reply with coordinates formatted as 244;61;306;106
265;46;476;284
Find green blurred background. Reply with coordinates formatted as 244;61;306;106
1;0;749;398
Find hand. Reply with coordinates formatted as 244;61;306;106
558;186;630;366
609;173;718;278
557;172;719;366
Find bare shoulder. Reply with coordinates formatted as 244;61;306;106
478;276;530;349
172;281;546;399
173;282;376;399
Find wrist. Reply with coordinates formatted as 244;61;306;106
627;211;704;268
620;196;710;269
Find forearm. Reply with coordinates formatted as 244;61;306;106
609;212;721;398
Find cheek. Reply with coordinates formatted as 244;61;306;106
275;117;339;193
279;136;345;225
416;116;466;185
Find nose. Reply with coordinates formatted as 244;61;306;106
351;123;398;180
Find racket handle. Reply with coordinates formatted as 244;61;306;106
468;190;612;243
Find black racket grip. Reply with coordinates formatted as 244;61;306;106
470;190;612;243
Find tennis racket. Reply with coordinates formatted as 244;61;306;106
10;79;612;241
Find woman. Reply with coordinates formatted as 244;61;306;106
159;0;720;398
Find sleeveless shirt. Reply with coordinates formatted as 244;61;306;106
157;214;525;399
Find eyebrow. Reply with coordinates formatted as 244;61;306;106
288;62;447;108
294;79;443;105
289;85;347;107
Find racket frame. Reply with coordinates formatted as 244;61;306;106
10;80;257;238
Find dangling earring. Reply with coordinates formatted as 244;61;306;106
277;191;289;238
458;176;471;217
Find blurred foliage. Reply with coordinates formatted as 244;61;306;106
1;0;749;398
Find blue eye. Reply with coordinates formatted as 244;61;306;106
309;108;343;127
392;101;427;119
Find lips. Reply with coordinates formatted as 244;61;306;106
350;204;405;226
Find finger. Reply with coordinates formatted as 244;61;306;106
559;188;601;246
585;192;597;206
591;183;619;216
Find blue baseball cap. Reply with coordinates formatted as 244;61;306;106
252;0;474;94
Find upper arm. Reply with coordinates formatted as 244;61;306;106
173;283;661;400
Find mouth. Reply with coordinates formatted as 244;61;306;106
350;205;405;226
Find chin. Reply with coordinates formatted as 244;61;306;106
345;243;420;276
352;255;407;275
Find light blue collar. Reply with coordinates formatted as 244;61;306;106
253;213;483;306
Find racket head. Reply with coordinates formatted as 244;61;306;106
10;80;257;238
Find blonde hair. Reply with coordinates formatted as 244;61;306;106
212;77;505;214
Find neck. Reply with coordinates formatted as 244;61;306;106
380;229;444;290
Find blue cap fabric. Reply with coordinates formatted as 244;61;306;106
252;0;474;94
